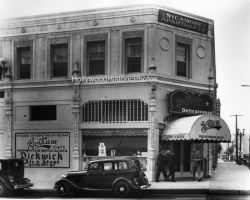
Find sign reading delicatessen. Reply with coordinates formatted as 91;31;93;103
15;132;70;168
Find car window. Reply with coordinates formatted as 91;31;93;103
119;161;128;170
89;162;101;170
104;162;112;171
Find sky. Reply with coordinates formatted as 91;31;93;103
0;0;250;139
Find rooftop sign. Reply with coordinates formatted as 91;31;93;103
158;10;209;35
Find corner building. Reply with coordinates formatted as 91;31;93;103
0;5;231;188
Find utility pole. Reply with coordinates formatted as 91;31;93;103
230;114;243;164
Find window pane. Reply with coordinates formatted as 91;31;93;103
20;64;30;79
126;38;142;73
52;44;68;77
177;61;186;77
30;105;56;121
88;42;105;75
177;43;189;77
18;47;31;79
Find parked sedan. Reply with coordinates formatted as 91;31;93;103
0;159;33;197
54;158;149;197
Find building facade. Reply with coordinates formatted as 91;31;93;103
0;5;231;188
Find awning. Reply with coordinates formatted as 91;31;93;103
162;115;231;142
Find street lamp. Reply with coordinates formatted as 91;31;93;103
237;128;245;165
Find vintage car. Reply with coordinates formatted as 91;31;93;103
54;158;149;197
0;159;33;196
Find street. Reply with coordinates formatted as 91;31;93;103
2;193;250;200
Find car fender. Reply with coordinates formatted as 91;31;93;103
55;179;82;191
0;178;12;190
112;177;138;191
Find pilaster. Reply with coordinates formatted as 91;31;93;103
147;85;157;182
5;91;12;158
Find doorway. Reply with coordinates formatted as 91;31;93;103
171;141;192;177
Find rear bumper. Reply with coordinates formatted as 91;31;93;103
14;183;34;189
140;184;151;189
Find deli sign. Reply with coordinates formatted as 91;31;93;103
169;90;213;115
158;10;209;35
15;132;70;168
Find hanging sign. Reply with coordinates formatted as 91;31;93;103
15;132;70;168
158;10;209;35
169;90;213;115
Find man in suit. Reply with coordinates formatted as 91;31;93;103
155;149;168;182
165;148;176;182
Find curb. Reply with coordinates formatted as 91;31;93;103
23;188;250;196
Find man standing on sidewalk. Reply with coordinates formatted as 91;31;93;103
155;149;168;182
165;148;176;182
192;147;203;182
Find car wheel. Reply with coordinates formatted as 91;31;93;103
114;181;131;198
0;181;7;197
57;182;70;197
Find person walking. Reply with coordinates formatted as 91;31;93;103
155;149;168;182
165;148;176;182
192;147;203;182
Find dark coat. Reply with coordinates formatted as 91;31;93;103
166;153;176;169
157;153;167;167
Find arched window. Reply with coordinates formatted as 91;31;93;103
82;100;148;123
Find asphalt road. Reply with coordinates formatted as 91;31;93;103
2;193;250;200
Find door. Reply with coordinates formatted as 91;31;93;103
172;141;192;177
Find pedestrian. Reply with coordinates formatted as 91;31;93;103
155;149;168;182
165;148;176;182
192;147;203;182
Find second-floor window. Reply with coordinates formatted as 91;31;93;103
17;47;31;79
51;44;68;77
125;38;142;73
87;42;105;75
176;43;190;78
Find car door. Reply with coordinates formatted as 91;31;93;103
101;161;120;189
82;162;104;189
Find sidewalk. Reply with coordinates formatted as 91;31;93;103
27;160;250;195
147;159;250;195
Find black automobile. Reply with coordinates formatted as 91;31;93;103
0;159;33;196
54;158;150;197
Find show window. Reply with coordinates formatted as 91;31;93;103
30;105;56;121
17;47;31;79
51;44;68;77
82;136;147;157
87;41;105;75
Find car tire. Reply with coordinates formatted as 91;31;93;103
114;181;131;198
57;182;70;197
0;181;7;197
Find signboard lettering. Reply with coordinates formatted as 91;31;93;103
169;90;213;115
158;10;209;35
15;133;70;168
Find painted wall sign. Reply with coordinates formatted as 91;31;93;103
15;132;70;168
169;90;213;115
158;10;209;35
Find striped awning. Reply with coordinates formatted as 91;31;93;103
162;115;231;143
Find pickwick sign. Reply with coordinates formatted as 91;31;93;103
169;90;213;115
15;133;70;168
158;10;209;35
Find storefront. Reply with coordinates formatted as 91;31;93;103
160;90;231;177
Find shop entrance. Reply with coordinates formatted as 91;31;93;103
170;141;192;177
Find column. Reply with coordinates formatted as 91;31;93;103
72;87;80;170
147;85;157;182
5;90;12;158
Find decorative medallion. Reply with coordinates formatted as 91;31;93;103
160;38;170;51
130;17;136;23
197;46;205;58
57;25;62;30
93;21;99;26
21;28;26;33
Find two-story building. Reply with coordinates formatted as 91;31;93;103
0;5;231;188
